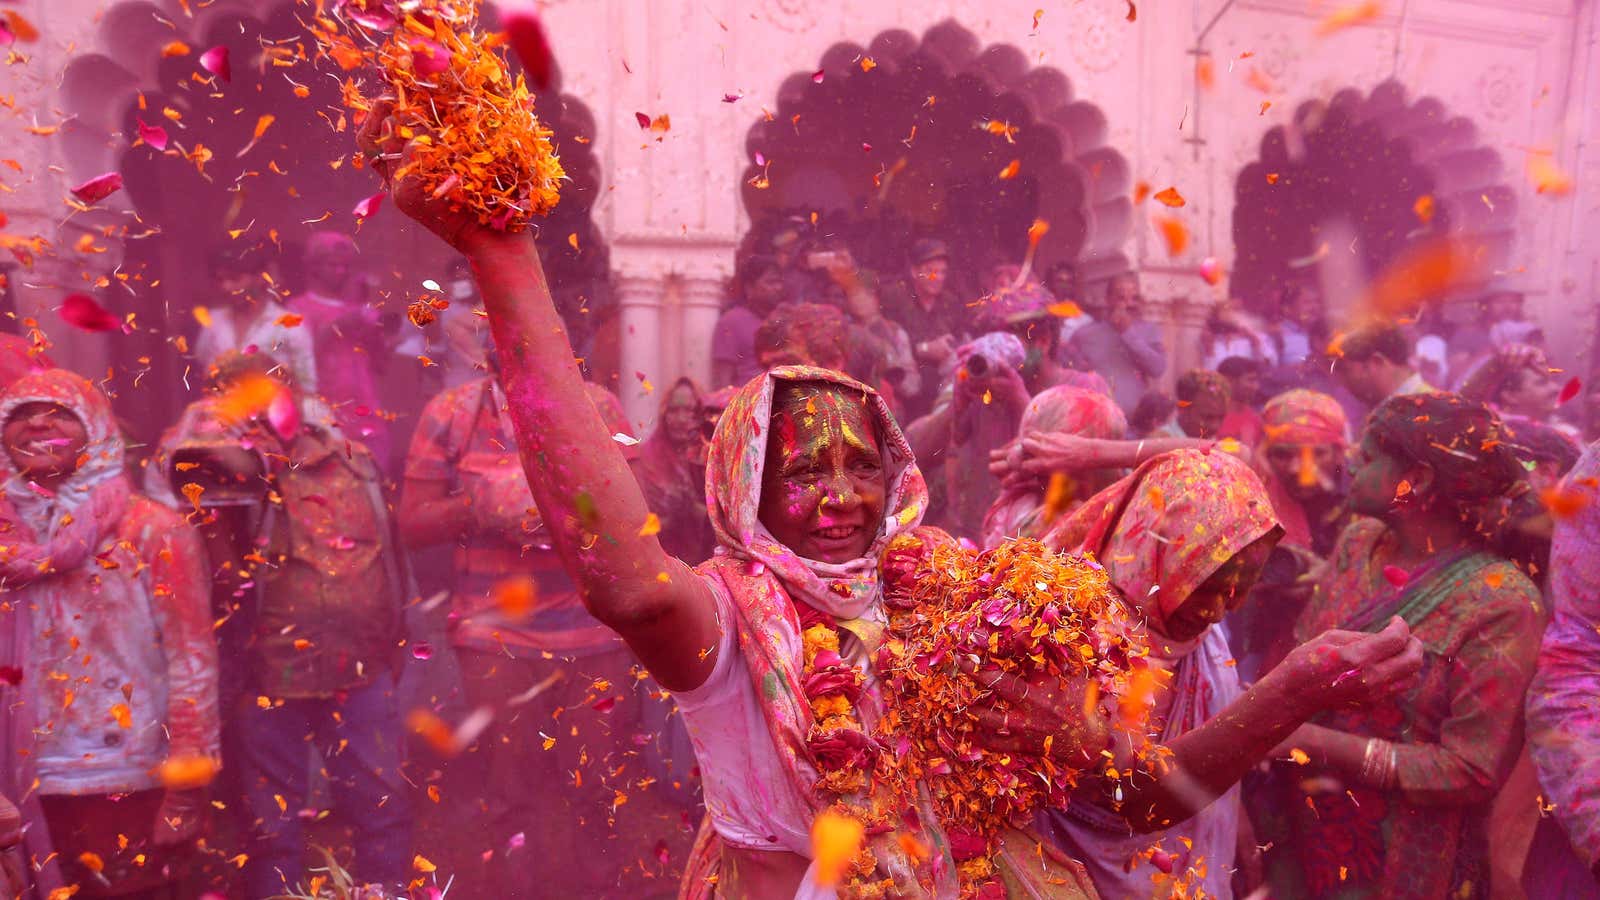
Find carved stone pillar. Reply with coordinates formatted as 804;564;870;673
615;271;667;433
677;274;726;392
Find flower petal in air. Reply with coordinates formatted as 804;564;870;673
200;45;231;82
59;294;121;332
70;172;123;205
352;190;386;220
138;119;169;151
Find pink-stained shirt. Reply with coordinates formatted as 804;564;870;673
1527;441;1600;868
27;496;221;795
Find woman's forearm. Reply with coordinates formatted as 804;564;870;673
467;233;691;623
1121;669;1317;831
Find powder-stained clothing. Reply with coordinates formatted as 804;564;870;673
1037;450;1280;899
155;393;405;699
1527;441;1600;868
674;365;1097;900
192;300;319;393
404;376;626;656
0;370;219;798
1264;517;1542;899
288;290;388;462
981;386;1127;549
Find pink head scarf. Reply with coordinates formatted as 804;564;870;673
981;385;1127;548
1257;389;1348;549
704;364;927;620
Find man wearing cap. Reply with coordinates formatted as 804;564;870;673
880;237;971;418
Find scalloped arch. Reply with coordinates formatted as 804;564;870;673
1231;79;1516;315
742;19;1133;284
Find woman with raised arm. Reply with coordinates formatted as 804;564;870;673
358;101;1422;900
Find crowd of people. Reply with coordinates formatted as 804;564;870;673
1;108;1600;900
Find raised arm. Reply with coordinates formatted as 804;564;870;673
359;102;719;692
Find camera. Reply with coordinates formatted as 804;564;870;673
170;445;268;509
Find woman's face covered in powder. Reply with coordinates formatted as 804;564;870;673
758;384;887;564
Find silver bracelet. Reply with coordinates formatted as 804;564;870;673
1135;440;1146;465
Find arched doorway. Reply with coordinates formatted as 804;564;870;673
740;19;1134;290
1231;80;1516;319
55;0;608;446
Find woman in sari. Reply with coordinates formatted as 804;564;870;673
358;101;1422;899
1260;392;1543;899
981;386;1127;549
630;377;716;565
1033;450;1280;898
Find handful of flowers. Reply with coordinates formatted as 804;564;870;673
311;0;564;230
876;532;1155;895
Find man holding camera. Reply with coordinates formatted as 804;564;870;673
151;352;411;899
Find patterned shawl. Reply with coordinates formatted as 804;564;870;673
1039;449;1279;896
703;365;927;620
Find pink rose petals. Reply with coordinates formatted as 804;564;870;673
352;190;386;220
199;45;231;82
137;119;169;151
69;172;124;205
59;293;122;332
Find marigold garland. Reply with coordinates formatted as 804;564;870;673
309;0;564;232
876;534;1157;897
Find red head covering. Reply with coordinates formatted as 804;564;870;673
981;386;1127;548
1257;389;1347;549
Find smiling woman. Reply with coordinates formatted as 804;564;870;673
1;401;89;486
757;383;887;564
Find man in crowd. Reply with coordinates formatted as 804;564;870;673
154;353;411;899
1333;319;1434;409
287;231;392;466
711;253;787;387
1062;272;1167;415
880;238;970;418
193;243;317;392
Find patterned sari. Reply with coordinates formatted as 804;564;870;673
1260;517;1543;899
1036;449;1280;899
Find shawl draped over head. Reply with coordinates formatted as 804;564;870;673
1037;449;1279;897
981;385;1127;549
1042;448;1280;657
633;376;713;562
1258;389;1348;549
690;366;957;897
704;364;927;620
0;369;129;896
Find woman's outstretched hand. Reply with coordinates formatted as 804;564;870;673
1277;616;1424;710
355;99;504;253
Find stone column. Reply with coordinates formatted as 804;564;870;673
678;273;725;391
614;271;666;433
